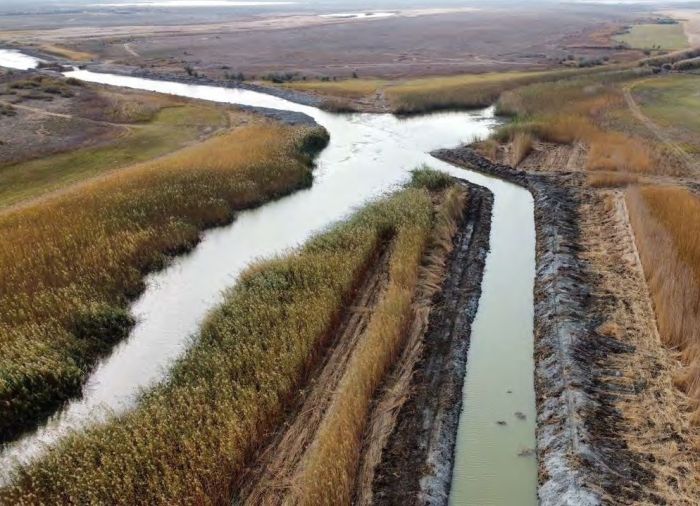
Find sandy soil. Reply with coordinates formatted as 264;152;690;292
665;9;700;46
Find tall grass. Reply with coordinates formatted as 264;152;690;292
626;186;700;420
386;66;626;114
510;132;534;167
587;172;639;188
0;122;328;442
493;68;687;175
1;176;456;505
290;184;466;505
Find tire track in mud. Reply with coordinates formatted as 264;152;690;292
236;184;493;505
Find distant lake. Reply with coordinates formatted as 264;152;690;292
95;1;296;7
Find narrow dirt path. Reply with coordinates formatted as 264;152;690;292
368;186;492;505
123;43;140;58
577;188;700;503
622;80;697;174
238;245;392;505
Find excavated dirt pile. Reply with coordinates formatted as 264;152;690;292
433;148;659;505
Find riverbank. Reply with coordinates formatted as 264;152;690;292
369;183;492;504
0;120;328;443
435;147;700;504
1;175;474;505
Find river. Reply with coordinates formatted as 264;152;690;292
0;48;536;505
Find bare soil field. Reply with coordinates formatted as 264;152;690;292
1;5;643;79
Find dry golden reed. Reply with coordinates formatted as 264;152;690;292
510;132;534;167
626;186;700;420
586;172;639;188
493;68;686;176
290;182;466;505
1;178;448;505
387;65;624;114
0;122;328;441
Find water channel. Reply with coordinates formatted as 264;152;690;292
0;48;537;505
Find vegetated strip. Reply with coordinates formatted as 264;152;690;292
483;67;689;177
240;171;475;505
0;119;329;443
368;181;492;504
2;170;459;505
433;148;659;504
627;186;700;420
384;65;633;115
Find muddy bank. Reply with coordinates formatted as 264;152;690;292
369;183;493;505
233;182;492;505
433;148;658;505
85;62;322;124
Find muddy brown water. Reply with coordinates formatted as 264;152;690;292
0;49;536;505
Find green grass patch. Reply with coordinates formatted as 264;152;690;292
0;104;227;209
633;74;700;153
614;24;688;50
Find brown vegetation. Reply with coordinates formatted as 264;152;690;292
587;172;639;188
320;96;359;113
626;186;700;420
0;121;328;442
494;68;688;175
509;132;534;167
1;173;457;505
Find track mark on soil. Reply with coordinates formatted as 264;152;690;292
623;80;697;174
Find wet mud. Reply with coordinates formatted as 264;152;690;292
370;184;493;505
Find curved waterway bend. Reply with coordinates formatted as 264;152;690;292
0;51;536;504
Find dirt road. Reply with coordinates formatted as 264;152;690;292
623;80;697;174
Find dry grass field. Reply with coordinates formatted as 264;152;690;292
626;186;700;420
0;119;328;442
0;74;230;208
1;172;461;505
491;68;692;176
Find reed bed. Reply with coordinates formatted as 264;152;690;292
510;132;534;167
626;186;700;420
1;174;455;505
493;68;687;175
386;66;622;114
291;182;466;505
586;172;639;188
0;122;329;442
